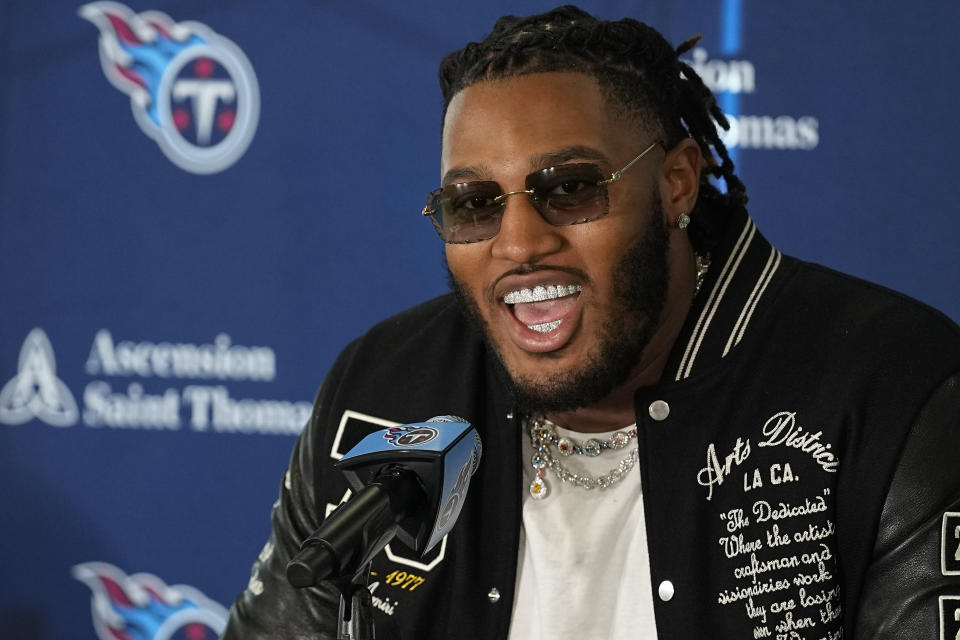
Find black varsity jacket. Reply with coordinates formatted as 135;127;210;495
222;209;960;639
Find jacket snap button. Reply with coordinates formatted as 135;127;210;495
487;587;501;603
658;580;675;602
648;400;670;421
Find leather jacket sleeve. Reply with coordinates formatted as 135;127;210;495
219;347;359;640
854;372;960;638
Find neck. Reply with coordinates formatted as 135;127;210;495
544;352;664;433
546;241;696;433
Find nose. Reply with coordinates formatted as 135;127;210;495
489;192;564;264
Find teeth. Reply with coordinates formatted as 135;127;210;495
503;284;582;305
528;319;562;333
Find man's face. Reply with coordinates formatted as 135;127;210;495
441;72;679;413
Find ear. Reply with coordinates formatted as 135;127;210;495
658;138;702;222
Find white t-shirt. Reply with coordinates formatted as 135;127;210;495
508;423;659;639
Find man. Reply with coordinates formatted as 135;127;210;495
222;6;960;639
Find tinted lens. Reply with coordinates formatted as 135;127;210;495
527;163;608;225
424;164;611;243
431;180;504;243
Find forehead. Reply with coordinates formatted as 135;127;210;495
440;72;643;176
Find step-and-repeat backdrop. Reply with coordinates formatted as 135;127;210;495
2;1;958;637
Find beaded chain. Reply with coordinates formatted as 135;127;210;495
526;415;639;499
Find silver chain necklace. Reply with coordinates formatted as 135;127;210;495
526;415;639;499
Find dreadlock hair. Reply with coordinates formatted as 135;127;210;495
437;4;747;253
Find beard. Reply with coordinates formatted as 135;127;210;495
448;196;670;414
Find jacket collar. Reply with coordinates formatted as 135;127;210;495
664;208;786;382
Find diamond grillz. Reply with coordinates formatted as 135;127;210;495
503;284;582;305
528;319;562;333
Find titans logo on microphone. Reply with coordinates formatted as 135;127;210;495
74;562;228;640
80;2;260;174
383;425;439;447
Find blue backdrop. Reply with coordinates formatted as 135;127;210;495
2;1;958;638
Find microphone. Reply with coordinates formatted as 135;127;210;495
286;416;481;588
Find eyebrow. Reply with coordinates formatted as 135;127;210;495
442;165;488;185
441;145;610;186
533;145;609;167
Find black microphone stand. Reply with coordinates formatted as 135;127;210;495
331;564;375;640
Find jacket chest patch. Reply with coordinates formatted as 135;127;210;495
697;411;839;502
694;409;843;639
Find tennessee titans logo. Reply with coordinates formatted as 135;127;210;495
383;425;439;447
436;457;472;529
80;2;260;174
73;562;228;640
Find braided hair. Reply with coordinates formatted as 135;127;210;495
437;5;747;252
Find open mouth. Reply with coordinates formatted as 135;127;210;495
503;284;583;334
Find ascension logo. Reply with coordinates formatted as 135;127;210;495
73;562;227;640
0;328;78;427
0;327;312;435
80;2;260;174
